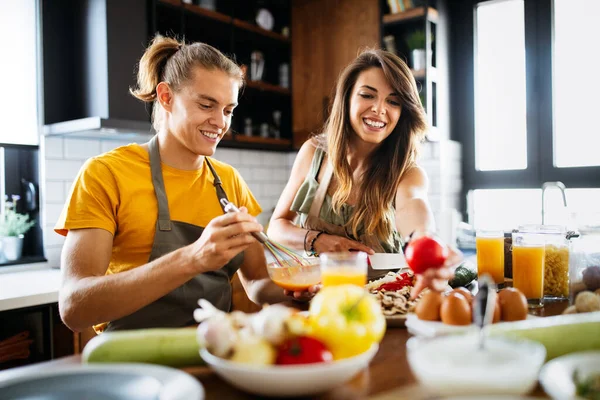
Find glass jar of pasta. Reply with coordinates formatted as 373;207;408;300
569;223;600;305
518;225;571;300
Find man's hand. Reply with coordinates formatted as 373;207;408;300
188;207;264;273
313;233;374;255
410;245;463;299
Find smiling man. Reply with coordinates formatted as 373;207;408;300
54;35;304;334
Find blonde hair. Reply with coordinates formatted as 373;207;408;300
130;35;244;131
324;49;427;242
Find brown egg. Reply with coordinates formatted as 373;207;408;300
498;288;528;321
492;296;501;323
416;291;444;321
440;292;472;326
452;287;474;305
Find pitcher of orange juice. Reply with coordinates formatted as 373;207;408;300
512;230;546;308
320;252;368;287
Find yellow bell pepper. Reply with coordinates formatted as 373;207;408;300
308;284;386;360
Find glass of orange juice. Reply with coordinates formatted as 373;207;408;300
512;231;546;308
476;230;505;286
320;252;368;287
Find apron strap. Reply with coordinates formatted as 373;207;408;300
148;135;172;231
205;157;229;212
308;157;334;218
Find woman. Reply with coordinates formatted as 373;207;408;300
56;35;300;333
267;49;460;298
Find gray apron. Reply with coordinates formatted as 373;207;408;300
106;135;244;331
303;160;389;280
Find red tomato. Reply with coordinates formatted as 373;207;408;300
404;235;449;274
276;336;333;365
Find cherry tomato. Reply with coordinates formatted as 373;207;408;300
276;336;333;365
404;234;449;274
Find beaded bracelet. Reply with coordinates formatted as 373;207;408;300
309;231;325;257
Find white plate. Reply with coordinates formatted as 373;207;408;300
406;314;538;338
539;351;600;400
0;363;204;400
201;344;378;397
368;253;407;270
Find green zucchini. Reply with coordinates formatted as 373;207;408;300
82;328;204;367
449;263;477;288
489;312;600;361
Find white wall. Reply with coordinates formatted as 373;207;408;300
42;136;295;267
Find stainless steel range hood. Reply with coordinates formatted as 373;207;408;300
43;117;154;140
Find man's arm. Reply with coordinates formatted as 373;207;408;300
59;228;197;332
59;210;264;332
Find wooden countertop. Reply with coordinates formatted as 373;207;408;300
0;301;569;399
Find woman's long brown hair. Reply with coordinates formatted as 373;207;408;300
324;49;427;242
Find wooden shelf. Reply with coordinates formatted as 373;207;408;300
245;80;290;95
383;7;439;25
234;135;292;146
233;19;290;43
157;1;290;42
182;3;231;24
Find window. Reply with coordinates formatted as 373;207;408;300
475;0;527;171
553;0;600;168
451;0;600;231
0;0;40;146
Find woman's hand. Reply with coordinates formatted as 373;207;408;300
283;284;322;302
410;245;463;299
313;233;375;255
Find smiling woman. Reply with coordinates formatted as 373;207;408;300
267;49;461;298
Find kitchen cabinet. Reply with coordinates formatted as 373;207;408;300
380;0;450;141
153;0;294;151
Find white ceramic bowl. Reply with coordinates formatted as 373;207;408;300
200;344;378;397
539;350;600;399
407;334;546;397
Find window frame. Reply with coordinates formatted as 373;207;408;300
451;0;600;218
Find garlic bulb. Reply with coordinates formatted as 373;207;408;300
250;304;295;346
196;315;237;358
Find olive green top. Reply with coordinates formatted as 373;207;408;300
290;147;402;253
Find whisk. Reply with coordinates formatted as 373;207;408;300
220;199;311;268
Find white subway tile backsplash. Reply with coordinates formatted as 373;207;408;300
64;138;101;160
101;140;132;154
44;181;65;204
240;150;263;166
44;229;65;247
248;182;263;198
44;137;64;158
45;159;83;180
44;203;65;227
213;148;240;166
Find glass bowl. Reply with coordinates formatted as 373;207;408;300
266;257;321;291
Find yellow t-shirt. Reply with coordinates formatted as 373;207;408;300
55;143;262;275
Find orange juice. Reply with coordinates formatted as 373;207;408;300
512;245;545;301
476;236;505;284
321;269;367;287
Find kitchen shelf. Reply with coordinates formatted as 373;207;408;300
383;7;439;25
245;80;290;95
182;3;231;24
232;19;290;43
235;135;291;146
157;1;290;43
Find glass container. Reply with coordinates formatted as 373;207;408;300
569;224;600;305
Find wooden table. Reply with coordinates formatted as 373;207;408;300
0;301;569;399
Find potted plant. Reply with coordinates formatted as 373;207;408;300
0;195;36;261
405;29;428;71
